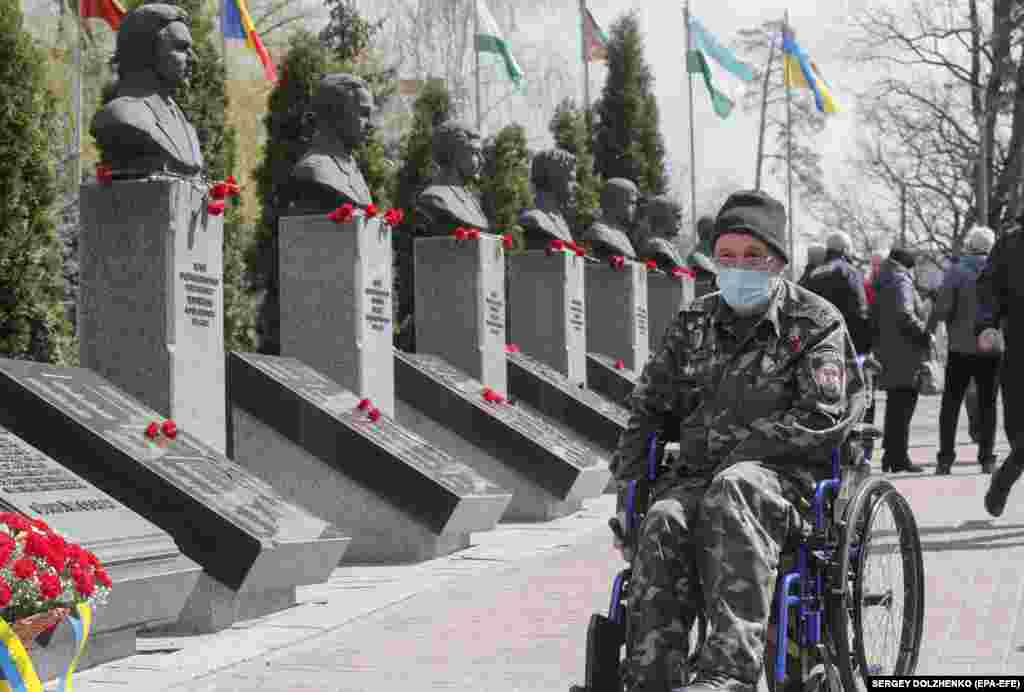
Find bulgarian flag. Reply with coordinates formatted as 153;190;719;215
686;16;755;119
581;4;608;63
79;0;126;31
475;0;524;87
222;0;278;84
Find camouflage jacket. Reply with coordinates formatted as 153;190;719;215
612;280;866;493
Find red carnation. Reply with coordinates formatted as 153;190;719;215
74;572;95;598
0;537;14;568
453;227;468;241
39;572;63;600
13;558;36;580
609;256;626;271
0;579;11;608
547;239;565;255
505;344;520;353
0;513;28;533
502;234;514;250
30;518;51;534
145;422;160;439
210;182;229;200
383;208;405;226
357;398;371;411
45;548;66;573
615;359;626;370
368;408;381;422
95;567;112;589
645;260;658;271
95;164;113;185
24;532;50;559
365;203;379;218
672;266;695;280
84;550;101;568
328;203;356;224
225;175;241;197
575;248;585;257
65;544;84;566
482;387;496;403
467;228;481;240
161;420;178;439
207;199;226;216
493;392;506;404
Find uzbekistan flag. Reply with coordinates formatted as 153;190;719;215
782;26;838;114
686;16;755;119
79;0;126;31
221;0;277;83
475;0;523;87
581;5;608;63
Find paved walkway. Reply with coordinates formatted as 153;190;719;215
60;394;1024;690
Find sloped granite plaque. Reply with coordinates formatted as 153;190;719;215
0;358;350;633
586;353;638;408
0;426;201;674
506;351;628;455
394;351;610;521
227;352;511;563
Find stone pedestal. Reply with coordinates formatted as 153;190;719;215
227;353;512;563
279;215;395;417
414;235;506;393
80;179;225;453
0;426;201;675
0;359;350;635
647;271;695;352
508;251;585;385
585;259;649;374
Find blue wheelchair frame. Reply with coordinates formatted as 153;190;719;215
607;358;880;686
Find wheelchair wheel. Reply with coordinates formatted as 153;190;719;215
830;478;925;690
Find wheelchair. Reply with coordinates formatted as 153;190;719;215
571;361;925;692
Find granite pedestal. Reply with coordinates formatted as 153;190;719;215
0;359;350;635
395;351;610;521
279;215;395;417
586;353;638;407
80;178;226;453
585;259;649;374
227;352;512;563
0;426;201;674
647;271;695;352
414;235;507;393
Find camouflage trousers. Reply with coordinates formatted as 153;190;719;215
622;462;811;692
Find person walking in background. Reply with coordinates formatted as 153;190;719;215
797;244;826;286
864;254;882;306
799;231;873;354
925;227;999;475
875;247;931;473
977;219;1021;517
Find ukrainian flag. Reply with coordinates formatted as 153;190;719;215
221;0;277;83
782;26;838;114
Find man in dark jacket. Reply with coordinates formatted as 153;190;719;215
926;227;999;475
798;244;826;285
800;231;872;354
875;247;930;473
977;221;1021;516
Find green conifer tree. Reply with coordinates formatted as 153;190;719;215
549;98;600;238
0;0;73;363
480;124;532;248
592;11;668;197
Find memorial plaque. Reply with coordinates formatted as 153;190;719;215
506;351;628;454
415;235;507;393
585;259;650;372
0;426;201;671
586;352;638;408
508;251;586;385
280;215;395;417
227;352;511;562
0;358;350;600
647;271;694;352
80;179;226;452
395;351;610;520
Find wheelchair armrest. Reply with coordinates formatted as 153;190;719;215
848;423;883;441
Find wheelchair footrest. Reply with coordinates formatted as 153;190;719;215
584;613;626;692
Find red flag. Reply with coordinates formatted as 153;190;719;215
80;0;127;31
581;6;608;63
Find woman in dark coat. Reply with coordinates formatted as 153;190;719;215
874;247;931;472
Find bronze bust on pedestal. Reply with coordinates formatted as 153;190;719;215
415;121;490;235
288;74;375;214
518;149;576;250
635;195;685;272
582;178;639;260
91;4;202;178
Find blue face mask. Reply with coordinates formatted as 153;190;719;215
717;268;777;315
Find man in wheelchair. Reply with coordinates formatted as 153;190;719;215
611;191;867;692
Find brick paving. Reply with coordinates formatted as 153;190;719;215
63;391;1024;690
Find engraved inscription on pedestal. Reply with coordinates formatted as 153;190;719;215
570;298;585;334
180;262;219;329
484;290;505;338
365;278;391;333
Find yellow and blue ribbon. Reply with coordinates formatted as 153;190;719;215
0;603;92;692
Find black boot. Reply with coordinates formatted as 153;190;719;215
885;456;924;473
935;452;955;476
985;456;1024;518
979;454;996;475
673;672;754;692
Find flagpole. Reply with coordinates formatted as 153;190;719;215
784;10;795;278
754;31;776;191
474;0;482;132
684;0;697;232
73;1;83;191
580;0;590;113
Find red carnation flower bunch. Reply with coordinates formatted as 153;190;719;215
355;398;381;422
383;208;405;227
452;226;482;241
144;419;178;450
207;175;241;216
608;255;627;271
672;266;696;280
545;239;585;257
0;513;112;625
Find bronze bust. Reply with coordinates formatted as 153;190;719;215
583;178;638;260
519;149;576;250
288;73;375;214
635;195;684;272
91;4;203;178
415;121;490;235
